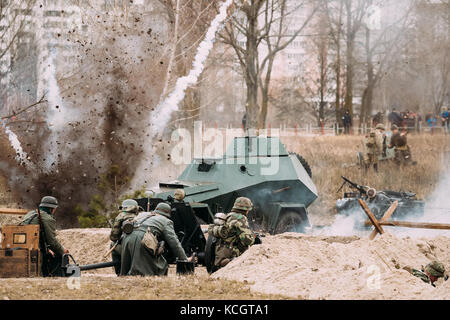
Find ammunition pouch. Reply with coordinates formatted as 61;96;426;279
141;227;159;255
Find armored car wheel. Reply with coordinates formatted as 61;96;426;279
204;235;218;274
274;211;306;234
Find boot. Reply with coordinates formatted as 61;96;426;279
219;258;231;267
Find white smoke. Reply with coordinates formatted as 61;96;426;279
41;48;77;172
312;170;450;238
149;0;233;135
388;169;450;238
311;210;368;237
131;0;234;189
2;124;35;169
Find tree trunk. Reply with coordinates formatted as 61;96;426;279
244;3;260;130
344;0;354;116
334;0;344;125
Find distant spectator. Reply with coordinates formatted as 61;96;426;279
426;113;437;134
441;107;449;133
242;113;247;131
372;112;383;127
341;110;352;134
388;108;403;127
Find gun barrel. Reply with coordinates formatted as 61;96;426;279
79;261;119;271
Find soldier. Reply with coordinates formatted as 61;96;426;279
120;202;191;276
388;124;413;166
20;196;69;277
342;110;352;134
109;199;139;275
208;197;256;269
404;260;447;287
362;126;382;172
173;189;185;203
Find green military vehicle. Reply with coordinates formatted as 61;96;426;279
149;136;317;233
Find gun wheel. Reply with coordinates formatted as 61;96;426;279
274;211;306;234
204;235;218;274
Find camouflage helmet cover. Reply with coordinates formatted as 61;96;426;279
232;197;253;211
155;202;171;217
425;260;445;278
375;123;385;130
40;196;58;209
174;189;185;201
121;199;138;213
391;124;398;130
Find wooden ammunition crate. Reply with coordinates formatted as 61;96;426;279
0;225;41;277
0;225;40;250
0;248;40;277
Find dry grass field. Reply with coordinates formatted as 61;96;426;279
282;134;450;225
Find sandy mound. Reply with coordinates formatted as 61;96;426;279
212;232;450;300
57;228;114;274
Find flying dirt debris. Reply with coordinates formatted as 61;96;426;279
335;176;425;229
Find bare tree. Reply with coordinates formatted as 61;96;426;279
324;0;345;124
219;0;319;129
342;0;373;117
359;4;415;126
0;0;42;118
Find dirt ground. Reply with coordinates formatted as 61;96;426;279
1;227;449;300
213;232;450;300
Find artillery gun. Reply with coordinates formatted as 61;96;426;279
335;176;425;228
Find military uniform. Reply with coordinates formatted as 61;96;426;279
109;199;139;275
389;125;411;166
20;196;65;276
120;203;187;276
405;261;446;287
208;197;255;268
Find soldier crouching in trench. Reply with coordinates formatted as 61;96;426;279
20;196;69;277
208;197;256;269
403;260;447;287
120;202;193;276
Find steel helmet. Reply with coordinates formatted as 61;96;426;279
40;196;58;209
425;261;445;278
121;199;138;213
232;197;253;212
375;123;385;130
155;202;171;218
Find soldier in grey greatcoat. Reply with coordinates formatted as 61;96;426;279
120;202;191;276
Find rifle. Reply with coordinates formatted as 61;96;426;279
340;176;367;195
37;207;52;275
